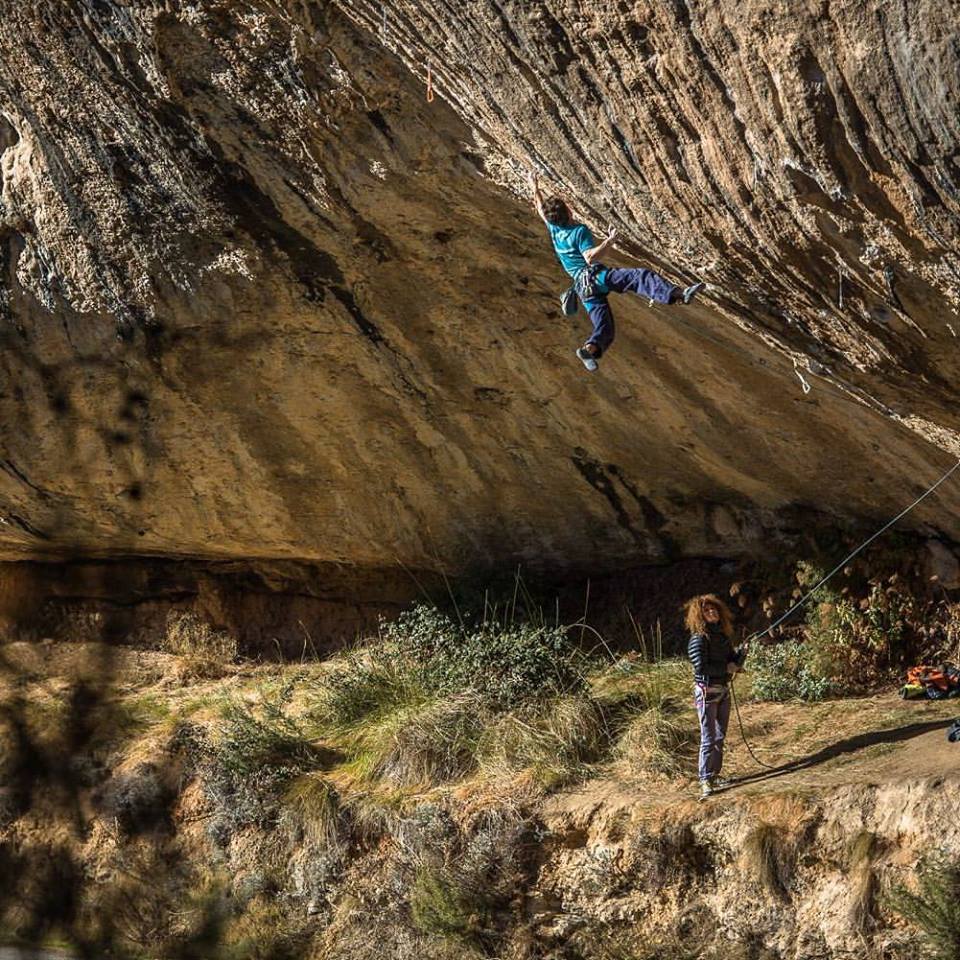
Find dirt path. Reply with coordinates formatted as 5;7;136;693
548;692;960;818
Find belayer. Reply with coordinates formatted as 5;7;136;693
529;170;705;372
685;594;745;800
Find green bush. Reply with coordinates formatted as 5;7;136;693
887;857;960;960
314;605;588;733
409;863;495;949
794;561;920;689
379;604;588;706
215;694;316;779
748;640;833;702
307;605;597;790
204;686;321;833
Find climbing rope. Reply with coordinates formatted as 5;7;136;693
729;677;780;770
729;455;960;773
745;456;960;646
426;61;434;102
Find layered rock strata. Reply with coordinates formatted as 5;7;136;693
0;1;958;588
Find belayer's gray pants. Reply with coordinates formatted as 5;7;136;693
694;682;730;781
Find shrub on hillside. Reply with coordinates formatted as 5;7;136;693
794;562;920;690
204;686;321;834
381;604;588;705
887;857;960;960
748;640;833;702
308;605;596;789
317;605;588;727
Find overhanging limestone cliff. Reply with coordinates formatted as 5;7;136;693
0;0;959;586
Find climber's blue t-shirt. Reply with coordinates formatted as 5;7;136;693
546;222;609;306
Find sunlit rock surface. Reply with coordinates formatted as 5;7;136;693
1;0;959;586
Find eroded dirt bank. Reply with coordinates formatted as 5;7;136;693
1;640;958;959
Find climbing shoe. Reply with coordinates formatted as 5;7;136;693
682;282;705;304
698;779;713;802
576;347;599;372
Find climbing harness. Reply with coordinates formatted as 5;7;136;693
574;263;604;302
728;456;960;772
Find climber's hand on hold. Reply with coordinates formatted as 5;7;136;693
529;169;548;223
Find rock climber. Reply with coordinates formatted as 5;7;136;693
529;169;704;372
684;594;745;800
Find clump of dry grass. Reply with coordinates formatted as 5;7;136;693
284;772;344;855
846;830;878;932
221;894;313;960
741;822;787;900
162;611;237;680
477;693;606;790
590;659;697;778
342;692;485;787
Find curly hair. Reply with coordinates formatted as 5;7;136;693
683;594;734;638
542;195;572;226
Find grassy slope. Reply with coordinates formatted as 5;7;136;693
1;640;958;959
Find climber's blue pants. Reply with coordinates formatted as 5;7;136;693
585;267;679;357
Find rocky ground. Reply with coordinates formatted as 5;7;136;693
0;635;957;959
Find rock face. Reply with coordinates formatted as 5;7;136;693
1;1;959;588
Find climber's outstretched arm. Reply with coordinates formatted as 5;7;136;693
528;169;549;225
584;229;618;264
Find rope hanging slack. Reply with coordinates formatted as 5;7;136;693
426;62;434;102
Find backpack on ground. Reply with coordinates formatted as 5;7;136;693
899;664;960;700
